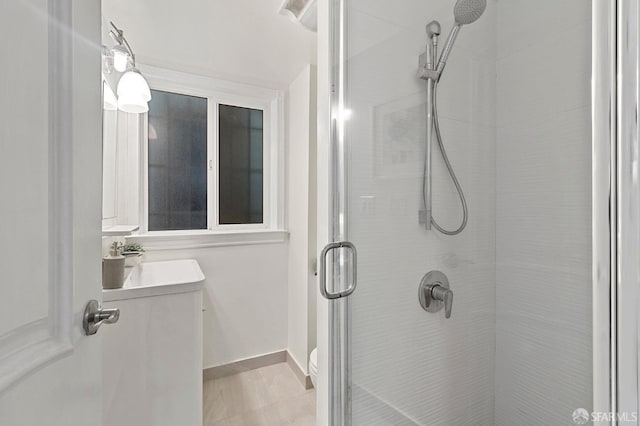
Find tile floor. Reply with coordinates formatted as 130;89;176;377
204;362;316;426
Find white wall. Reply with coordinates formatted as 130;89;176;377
341;1;497;424
133;242;289;369
494;0;592;424
286;65;318;374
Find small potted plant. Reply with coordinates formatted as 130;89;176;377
121;242;145;267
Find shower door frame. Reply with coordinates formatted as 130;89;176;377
318;0;620;425
592;1;616;423
595;0;640;423
325;0;350;424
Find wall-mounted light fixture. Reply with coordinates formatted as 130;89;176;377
279;0;317;32
102;22;151;114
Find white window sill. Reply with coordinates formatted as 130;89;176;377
125;229;289;251
102;224;140;237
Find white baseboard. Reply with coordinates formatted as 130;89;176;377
202;350;313;390
203;350;286;381
286;351;313;390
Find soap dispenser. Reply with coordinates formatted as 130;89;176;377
102;241;125;289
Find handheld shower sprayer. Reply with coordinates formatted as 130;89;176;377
418;0;486;235
453;0;487;24
437;0;487;78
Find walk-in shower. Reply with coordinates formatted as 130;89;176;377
418;0;486;235
320;0;598;424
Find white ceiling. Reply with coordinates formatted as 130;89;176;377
103;0;317;89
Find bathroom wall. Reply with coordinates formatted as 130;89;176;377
494;0;592;424
134;242;289;368
344;0;497;423
286;65;318;374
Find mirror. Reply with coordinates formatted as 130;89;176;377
100;74;141;235
102;80;118;226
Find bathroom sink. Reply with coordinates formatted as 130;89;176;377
103;259;205;302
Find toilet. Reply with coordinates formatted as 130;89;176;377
309;347;318;388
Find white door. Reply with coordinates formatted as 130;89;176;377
0;0;104;425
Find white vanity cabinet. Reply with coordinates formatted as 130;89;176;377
101;260;204;426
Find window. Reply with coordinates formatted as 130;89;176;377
142;70;281;234
148;90;208;231
218;104;264;224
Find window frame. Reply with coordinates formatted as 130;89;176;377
139;65;284;235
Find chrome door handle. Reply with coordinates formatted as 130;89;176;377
319;241;357;299
83;299;120;335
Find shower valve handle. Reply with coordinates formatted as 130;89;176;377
431;285;453;319
418;271;453;319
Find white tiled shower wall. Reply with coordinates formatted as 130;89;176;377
495;0;592;424
346;0;496;424
345;0;592;424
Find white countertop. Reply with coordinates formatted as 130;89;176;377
103;259;205;302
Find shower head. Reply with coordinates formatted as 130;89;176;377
453;0;487;25
433;0;487;79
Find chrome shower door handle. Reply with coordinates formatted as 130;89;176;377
319;241;357;300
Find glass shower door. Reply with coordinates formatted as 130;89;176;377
323;0;596;424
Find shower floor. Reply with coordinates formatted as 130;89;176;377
203;362;315;425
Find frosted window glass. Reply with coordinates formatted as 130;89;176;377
218;104;264;224
148;90;207;231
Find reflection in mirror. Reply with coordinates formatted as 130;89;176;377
102;80;118;224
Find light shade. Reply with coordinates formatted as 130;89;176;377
117;68;151;113
111;44;129;72
118;93;149;113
